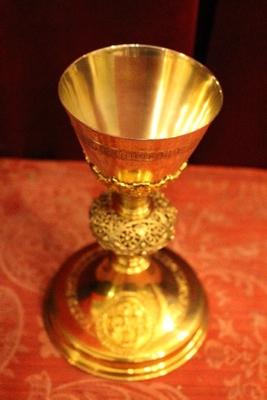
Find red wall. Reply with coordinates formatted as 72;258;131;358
192;0;267;168
1;0;266;167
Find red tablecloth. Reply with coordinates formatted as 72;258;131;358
0;158;267;400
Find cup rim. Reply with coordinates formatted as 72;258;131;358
58;43;223;142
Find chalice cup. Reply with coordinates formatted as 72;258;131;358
44;44;223;380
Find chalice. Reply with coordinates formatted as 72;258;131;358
44;44;223;380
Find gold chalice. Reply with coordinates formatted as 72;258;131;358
44;44;223;380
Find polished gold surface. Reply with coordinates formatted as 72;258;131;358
59;44;222;140
44;44;223;380
59;44;223;184
89;160;188;196
44;243;208;380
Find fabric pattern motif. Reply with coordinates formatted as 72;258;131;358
0;159;266;399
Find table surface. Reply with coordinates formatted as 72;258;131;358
0;158;267;400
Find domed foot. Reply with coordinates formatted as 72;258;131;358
44;243;208;381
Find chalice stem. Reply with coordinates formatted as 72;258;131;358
111;254;151;274
44;44;222;380
112;191;152;219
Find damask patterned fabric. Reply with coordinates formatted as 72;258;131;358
0;158;266;399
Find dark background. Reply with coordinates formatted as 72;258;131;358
1;0;266;167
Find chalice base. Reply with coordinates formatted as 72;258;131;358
44;243;208;381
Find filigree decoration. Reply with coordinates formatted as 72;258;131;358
89;161;187;196
90;192;177;256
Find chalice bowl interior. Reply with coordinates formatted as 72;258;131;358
44;44;223;380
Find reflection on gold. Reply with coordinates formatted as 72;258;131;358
58;45;222;184
176;329;189;341
116;169;153;184
162;314;175;333
59;45;222;140
44;45;222;381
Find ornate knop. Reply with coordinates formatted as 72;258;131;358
89;192;177;257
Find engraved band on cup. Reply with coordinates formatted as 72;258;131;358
78;132;198;161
